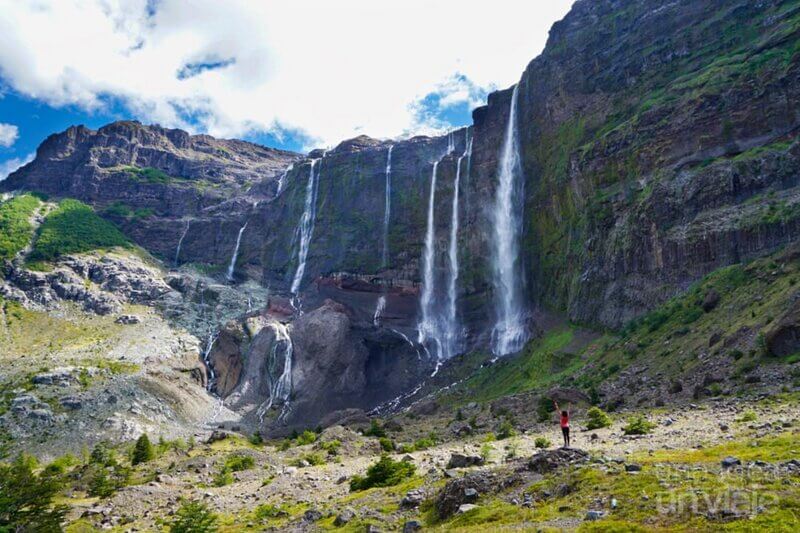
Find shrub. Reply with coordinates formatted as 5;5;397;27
497;419;517;440
224;454;255;472
0;453;68;531
132;434;155;465
536;396;553;422
248;433;264;446
349;455;415;491
30;199;129;261
364;419;387;438
252;503;285;521
378;437;395;452
295;430;318;446
292;453;325;467
212;469;233;487
319;439;342;456
622;416;656;436
534;437;551;449
170;500;218;533
738;410;758;423
586;407;613;430
480;443;493;462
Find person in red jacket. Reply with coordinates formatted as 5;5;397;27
554;400;571;448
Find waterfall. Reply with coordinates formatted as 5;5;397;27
276;163;294;195
202;330;219;392
256;320;294;423
443;130;473;359
382;145;393;267
417;135;457;359
373;145;394;326
418;159;442;357
174;220;190;267
490;85;529;356
290;159;321;295
373;295;386;326
226;222;248;282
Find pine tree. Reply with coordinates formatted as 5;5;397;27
132;434;155;466
0;453;68;531
170;500;219;533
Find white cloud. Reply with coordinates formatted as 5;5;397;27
0;152;34;181
0;123;19;147
0;0;574;148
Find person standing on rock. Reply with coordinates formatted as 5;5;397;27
554;400;571;448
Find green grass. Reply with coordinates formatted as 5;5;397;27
29;199;129;262
103;201;154;220
451;328;579;403
0;194;41;260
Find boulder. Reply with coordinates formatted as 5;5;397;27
528;448;589;474
435;472;497;519
447;453;485;469
334;508;356;526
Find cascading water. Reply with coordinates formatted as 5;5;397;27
290;159;321;296
276;163;294;195
374;145;394;325
490;85;529;356
382;145;393;267
443;130;473;359
256;320;294;423
418;159;442;357
174;220;190;267
417;136;457;361
226;221;248;282
202;330;219;392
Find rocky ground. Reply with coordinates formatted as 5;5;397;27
59;392;800;531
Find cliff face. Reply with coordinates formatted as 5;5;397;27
3;0;800;427
511;0;800;327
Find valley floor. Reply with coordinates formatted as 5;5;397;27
60;392;800;532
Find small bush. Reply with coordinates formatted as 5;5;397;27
534;437;551;449
536;396;553;422
738;410;758;423
364;419;387;438
212;469;233;487
480;443;493;462
483;432;497;442
224;454;255;472
622;416;656;436
131;434;155;466
252;504;285;522
295;430;318;446
586;407;613;430
497;419;517;440
291;453;325;467
378;437;395;452
319;439;342;456
349;455;415;492
170;500;218;533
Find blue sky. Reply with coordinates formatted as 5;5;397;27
0;0;574;178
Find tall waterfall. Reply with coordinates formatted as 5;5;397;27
490;85;529;356
443;130;473;359
374;145;394;326
418;159;442;357
382;145;393;267
174;220;190;267
257;320;294;423
290;159;320;295
418;136;457;359
226;222;248;282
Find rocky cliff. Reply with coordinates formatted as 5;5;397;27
3;0;800;430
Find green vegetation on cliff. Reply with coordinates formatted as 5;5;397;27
29;199;129;262
0;194;41;261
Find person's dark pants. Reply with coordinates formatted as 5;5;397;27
562;426;570;447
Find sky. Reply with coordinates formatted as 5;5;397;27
0;0;574;179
